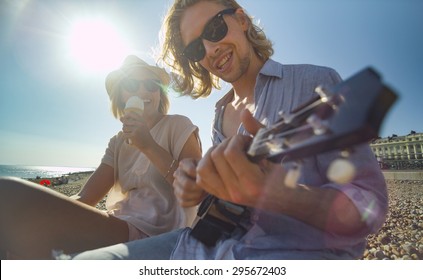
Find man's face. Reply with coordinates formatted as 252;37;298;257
180;1;251;83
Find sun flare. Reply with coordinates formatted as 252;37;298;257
67;17;131;73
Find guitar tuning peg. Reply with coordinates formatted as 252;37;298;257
326;157;356;184
277;110;293;124
314;86;330;102
306;114;328;135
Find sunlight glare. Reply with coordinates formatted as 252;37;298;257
67;17;131;73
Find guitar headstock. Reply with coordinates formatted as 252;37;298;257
247;67;398;167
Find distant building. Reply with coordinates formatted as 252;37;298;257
370;131;423;170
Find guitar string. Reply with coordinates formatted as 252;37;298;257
251;123;313;149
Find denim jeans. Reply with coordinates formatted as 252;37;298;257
70;229;182;260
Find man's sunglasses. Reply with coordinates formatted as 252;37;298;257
120;78;161;93
182;8;237;62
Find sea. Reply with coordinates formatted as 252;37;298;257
0;164;95;179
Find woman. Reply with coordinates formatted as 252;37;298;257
0;55;202;259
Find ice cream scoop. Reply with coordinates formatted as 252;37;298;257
124;96;144;144
124;96;144;114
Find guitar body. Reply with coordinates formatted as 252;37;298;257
190;67;398;246
191;195;250;246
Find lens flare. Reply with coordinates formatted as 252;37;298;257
67;17;131;73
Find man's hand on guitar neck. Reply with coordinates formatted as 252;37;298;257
172;109;267;209
172;109;264;208
195;109;367;235
196;109;275;205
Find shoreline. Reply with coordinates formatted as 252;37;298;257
23;174;422;260
0;164;95;179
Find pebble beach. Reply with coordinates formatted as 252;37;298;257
362;179;422;260
28;173;422;260
28;172;107;211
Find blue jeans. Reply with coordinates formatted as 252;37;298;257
70;229;182;260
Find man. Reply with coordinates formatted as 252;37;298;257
72;0;387;260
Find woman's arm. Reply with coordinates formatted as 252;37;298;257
143;132;202;185
71;163;114;206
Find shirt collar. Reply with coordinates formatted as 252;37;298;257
214;58;283;110
258;58;284;79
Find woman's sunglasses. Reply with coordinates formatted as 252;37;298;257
182;8;237;62
120;78;160;93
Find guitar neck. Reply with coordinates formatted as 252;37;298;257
247;67;398;163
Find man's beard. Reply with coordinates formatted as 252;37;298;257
221;53;250;84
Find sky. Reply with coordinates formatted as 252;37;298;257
0;0;422;168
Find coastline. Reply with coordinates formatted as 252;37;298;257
0;164;95;179
23;174;422;260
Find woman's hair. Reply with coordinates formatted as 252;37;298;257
160;0;273;99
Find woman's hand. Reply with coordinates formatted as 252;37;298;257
121;112;155;151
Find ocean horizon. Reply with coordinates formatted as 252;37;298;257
0;164;95;179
